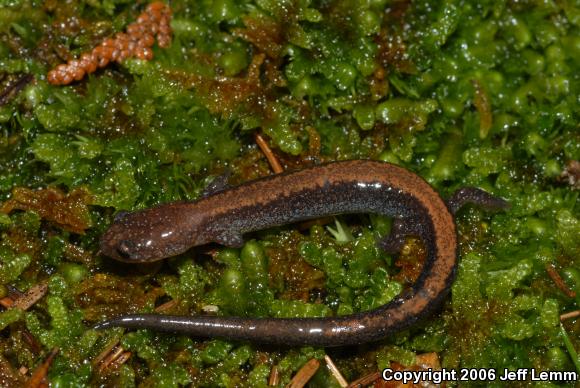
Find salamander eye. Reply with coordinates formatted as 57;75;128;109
117;240;136;260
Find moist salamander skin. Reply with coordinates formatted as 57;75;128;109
97;160;508;346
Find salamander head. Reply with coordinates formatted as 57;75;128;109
99;206;199;262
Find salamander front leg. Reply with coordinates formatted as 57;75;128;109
378;218;415;254
202;170;232;197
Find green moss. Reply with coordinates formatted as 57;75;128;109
270;299;331;318
452;253;482;317
148;363;191;387
216;267;248;315
25;294;86;353
486;259;533;300
121;331;162;363
0;246;31;284
247;363;270;387
0;308;23;330
177;259;210;304
240;241;273;316
200;340;233;365
377;346;417;369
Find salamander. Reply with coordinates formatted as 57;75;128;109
96;160;508;346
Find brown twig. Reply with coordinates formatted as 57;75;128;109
268;365;280;386
255;133;284;174
106;351;132;371
92;337;131;375
98;345;125;373
286;359;320;388
546;264;577;298
154;299;178;312
0;74;34;106
324;355;348;387
6;285;25;298
99;346;125;373
92;338;120;367
12;282;48;311
560;310;580;321
472;79;492;139
22;329;42;355
0;285;25;308
25;347;59;388
347;371;381;388
0;297;14;308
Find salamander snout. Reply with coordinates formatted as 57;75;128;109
99;205;199;262
99;213;160;262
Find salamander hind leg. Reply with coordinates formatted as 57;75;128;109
447;187;510;215
378;218;415;255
